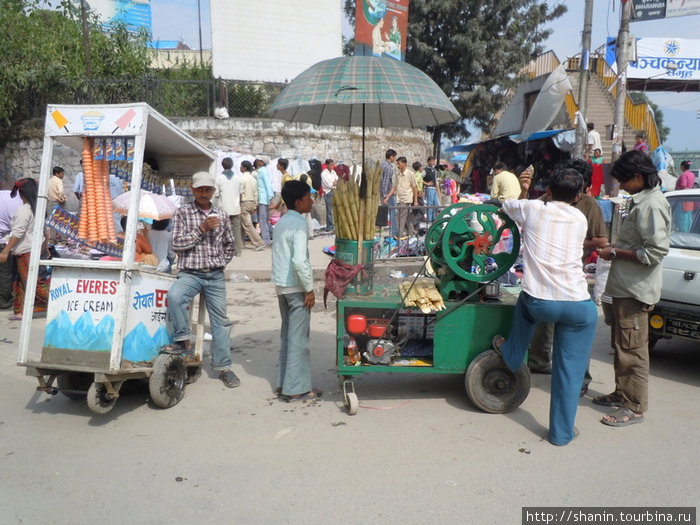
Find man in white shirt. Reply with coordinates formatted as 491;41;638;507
383;156;418;238
320;159;338;232
494;168;598;446
214;157;243;256
586;122;602;159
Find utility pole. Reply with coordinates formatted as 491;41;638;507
574;0;595;159
79;0;92;78
611;0;632;165
197;0;204;67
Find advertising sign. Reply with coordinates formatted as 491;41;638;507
75;0;152;32
209;0;342;82
43;267;172;364
355;0;410;61
628;38;700;81
632;0;700;21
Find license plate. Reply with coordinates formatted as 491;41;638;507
664;318;700;340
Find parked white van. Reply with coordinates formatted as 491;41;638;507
649;189;700;347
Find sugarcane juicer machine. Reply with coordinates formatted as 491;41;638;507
336;203;531;415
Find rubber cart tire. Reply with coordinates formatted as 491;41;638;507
465;350;530;414
87;382;117;414
344;392;359;415
57;372;92;400
149;354;186;408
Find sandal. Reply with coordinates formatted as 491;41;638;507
592;392;624;407
601;407;644;427
281;388;322;403
219;370;241;389
8;314;22;321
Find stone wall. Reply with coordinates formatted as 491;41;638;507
0;116;433;201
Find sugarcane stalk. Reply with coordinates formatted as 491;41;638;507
334;186;356;240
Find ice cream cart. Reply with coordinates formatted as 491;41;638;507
336;204;531;415
16;103;217;414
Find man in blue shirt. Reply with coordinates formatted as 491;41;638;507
272;180;321;402
254;158;274;246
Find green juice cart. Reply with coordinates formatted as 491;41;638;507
336;203;530;415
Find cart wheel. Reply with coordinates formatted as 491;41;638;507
465;350;530;414
87;382;117;414
149;354;186;408
186;366;202;384
344;392;359;415
57;373;92;400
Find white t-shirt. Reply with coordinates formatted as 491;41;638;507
321;168;338;193
587;129;602;154
502;199;589;301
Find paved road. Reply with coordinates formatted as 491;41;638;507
1;267;698;523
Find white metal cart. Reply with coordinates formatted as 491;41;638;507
17;103;216;414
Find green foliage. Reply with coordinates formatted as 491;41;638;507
0;0;151;142
343;0;566;139
629;91;670;144
152;59;212;116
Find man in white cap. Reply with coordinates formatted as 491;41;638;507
166;171;240;388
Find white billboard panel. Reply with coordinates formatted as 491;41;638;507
210;0;342;82
629;38;700;81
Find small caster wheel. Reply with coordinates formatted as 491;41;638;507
87;382;117;414
186;366;202;384
344;392;359;415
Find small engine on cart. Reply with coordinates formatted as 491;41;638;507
365;339;396;365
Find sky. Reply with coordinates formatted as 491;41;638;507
152;1;699;151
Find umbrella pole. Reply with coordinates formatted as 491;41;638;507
357;103;366;272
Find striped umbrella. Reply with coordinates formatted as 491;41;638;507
268;56;460;129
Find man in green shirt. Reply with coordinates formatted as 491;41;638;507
594;150;670;427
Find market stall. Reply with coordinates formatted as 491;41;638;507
17;103;217;414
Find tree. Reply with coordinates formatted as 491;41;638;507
629;92;670;144
343;0;566;140
0;0;149;143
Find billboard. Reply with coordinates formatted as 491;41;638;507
632;0;700;21
79;0;152;32
354;0;409;61
209;0;342;82
628;38;700;81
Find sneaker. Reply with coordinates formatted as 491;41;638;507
254;244;266;251
219;369;241;388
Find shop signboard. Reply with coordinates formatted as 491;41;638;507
354;0;410;61
632;0;700;21
628;38;700;81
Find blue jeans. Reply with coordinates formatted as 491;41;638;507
384;194;397;236
425;186;439;222
277;292;312;396
501;292;598;446
167;270;232;370
323;191;334;229
258;203;272;244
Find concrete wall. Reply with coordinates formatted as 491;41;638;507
0;117;432;212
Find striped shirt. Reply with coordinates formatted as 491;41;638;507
502;199;589;301
171;202;235;271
